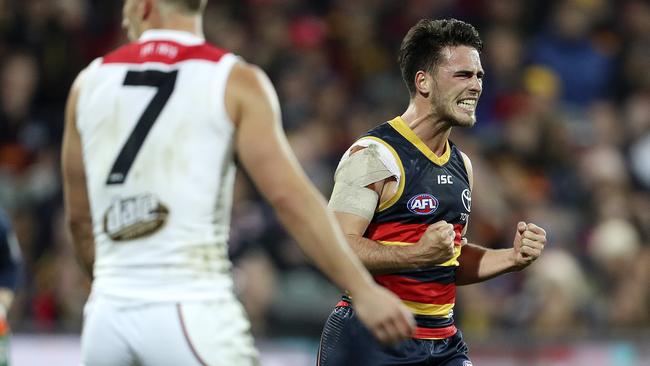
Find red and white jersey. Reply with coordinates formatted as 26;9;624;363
76;30;239;301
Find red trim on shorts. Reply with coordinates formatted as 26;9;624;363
103;41;227;65
176;303;210;366
414;325;457;339
333;299;456;340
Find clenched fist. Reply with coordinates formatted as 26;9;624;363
408;220;456;267
512;222;546;269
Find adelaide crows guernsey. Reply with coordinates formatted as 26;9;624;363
354;116;471;339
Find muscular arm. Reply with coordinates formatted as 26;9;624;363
227;63;384;295
227;63;415;344
334;150;455;273
62;71;94;279
455;244;518;285
456;153;546;285
338;213;422;274
337;210;450;274
455;152;515;285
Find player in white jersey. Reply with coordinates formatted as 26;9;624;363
61;0;415;365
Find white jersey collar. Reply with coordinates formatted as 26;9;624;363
139;29;205;46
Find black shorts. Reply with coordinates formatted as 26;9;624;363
318;303;472;366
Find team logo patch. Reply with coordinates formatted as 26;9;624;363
461;189;472;212
407;193;439;215
103;193;169;241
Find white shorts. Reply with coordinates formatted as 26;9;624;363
81;294;259;366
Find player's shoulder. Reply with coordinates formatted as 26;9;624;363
101;41;141;64
366;120;394;137
341;132;400;171
226;60;273;99
229;60;264;82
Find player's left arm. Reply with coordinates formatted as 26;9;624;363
62;69;94;279
455;152;547;286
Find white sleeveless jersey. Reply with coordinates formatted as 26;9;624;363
76;30;239;301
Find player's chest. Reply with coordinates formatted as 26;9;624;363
399;161;471;222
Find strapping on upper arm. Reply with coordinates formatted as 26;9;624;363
328;145;394;220
335;145;394;187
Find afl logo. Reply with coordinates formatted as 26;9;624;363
407;194;439;215
462;189;472;212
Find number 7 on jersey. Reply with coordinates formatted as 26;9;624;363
106;70;178;185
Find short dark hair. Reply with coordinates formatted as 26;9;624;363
162;0;207;13
398;18;483;96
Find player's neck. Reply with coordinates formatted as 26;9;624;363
400;102;451;157
142;13;204;39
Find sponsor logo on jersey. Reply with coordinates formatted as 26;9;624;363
407;193;439;215
463;361;473;366
103;193;169;241
461;189;472;212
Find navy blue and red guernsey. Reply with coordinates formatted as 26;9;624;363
360;116;471;340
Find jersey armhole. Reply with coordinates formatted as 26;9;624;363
459;151;473;191
211;53;240;132
75;57;103;131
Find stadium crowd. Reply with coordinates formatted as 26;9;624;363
0;0;648;343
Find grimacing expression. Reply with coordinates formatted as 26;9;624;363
429;46;484;127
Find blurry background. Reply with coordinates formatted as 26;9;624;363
0;0;649;365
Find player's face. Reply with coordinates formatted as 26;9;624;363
122;0;142;41
429;46;483;127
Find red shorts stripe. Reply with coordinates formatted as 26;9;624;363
414;325;457;339
374;275;456;304
332;299;456;340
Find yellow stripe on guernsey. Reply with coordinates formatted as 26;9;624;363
402;300;455;317
388;117;451;166
439;245;462;266
377;241;462;266
356;136;405;212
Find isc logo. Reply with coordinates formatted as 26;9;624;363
407;193;439;215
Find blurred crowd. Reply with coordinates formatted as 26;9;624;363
0;0;648;342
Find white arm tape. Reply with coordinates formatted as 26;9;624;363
328;182;379;221
334;144;395;187
328;145;394;220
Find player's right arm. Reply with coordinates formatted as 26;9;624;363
332;147;456;274
338;211;455;274
225;61;415;344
